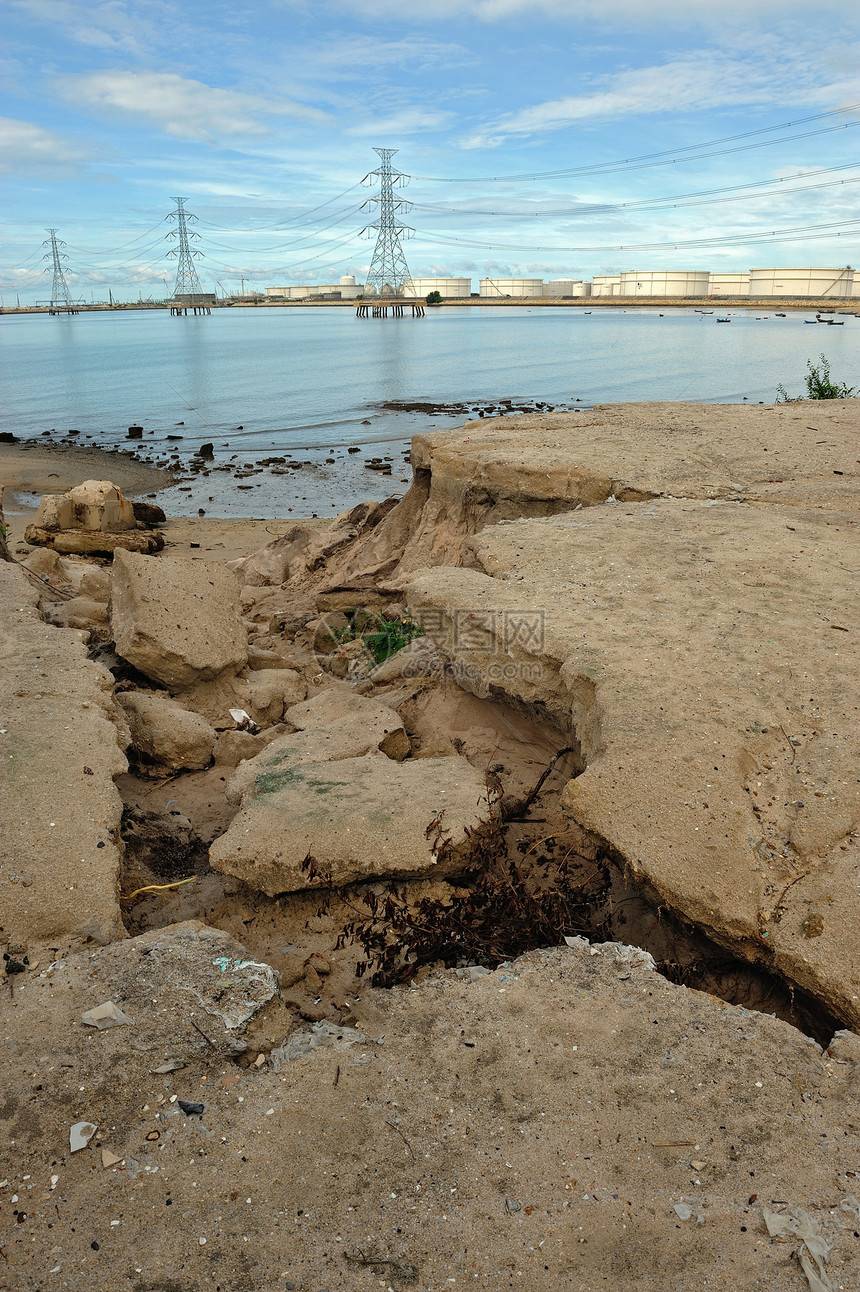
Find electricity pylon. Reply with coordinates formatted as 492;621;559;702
361;148;414;298
166;197;204;300
42;229;76;312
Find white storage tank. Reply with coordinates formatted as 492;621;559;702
708;273;750;297
339;275;356;286
619;270;710;297
592;275;621;297
265;286;289;298
480;278;543;297
542;280;592;297
406;277;472;297
749;267;854;298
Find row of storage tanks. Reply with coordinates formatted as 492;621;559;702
265;268;860;300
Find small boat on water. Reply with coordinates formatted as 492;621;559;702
775;312;787;317
826;319;845;325
716;316;731;323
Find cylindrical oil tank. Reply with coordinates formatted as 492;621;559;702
479;278;543;297
542;280;592;297
406;277;472;297
748;267;854;298
591;275;621;297
619;270;709;296
708;273;750;296
339;275;356;286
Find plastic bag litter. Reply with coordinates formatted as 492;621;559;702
269;1021;370;1070
839;1195;860;1225
673;1201;704;1223
762;1206;834;1292
81;1001;134;1030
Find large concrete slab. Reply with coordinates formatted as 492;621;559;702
211;751;491;895
0;562;127;950
407;495;860;1024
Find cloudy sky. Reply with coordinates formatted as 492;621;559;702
2;0;859;300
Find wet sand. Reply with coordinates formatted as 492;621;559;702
0;438;333;559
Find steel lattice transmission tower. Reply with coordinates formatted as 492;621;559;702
43;229;76;312
361;148;414;298
166;197;204;300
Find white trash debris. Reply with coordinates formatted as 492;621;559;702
762;1206;834;1292
839;1195;860;1225
69;1121;97;1153
81;1001;134;1030
269;1021;370;1070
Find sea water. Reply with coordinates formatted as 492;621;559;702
1;304;856;517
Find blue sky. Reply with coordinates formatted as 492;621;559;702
2;0;859;301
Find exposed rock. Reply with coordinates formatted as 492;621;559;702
34;479;138;533
111;549;248;688
369;635;445;684
19;547;72;588
132;500;166;525
210;752;491;895
24;479;165;556
226;691;410;803
246;645;297;671
23;524;164;556
116;691;217;771
286;688;410;759
76;564;111;601
214;725;290;768
407;495;860;1026
0;562;127;950
245;667;307;726
42;594;110;639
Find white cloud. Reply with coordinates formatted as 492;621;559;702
335;0;858;18
348;107;455;136
57;71;330;141
9;0;161;54
0;116;90;176
459;48;860;145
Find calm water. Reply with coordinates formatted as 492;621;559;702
1;305;857;517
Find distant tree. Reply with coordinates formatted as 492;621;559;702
425;290;443;305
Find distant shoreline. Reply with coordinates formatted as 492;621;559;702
3;297;858;316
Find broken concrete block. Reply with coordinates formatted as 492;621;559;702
35;480;138;534
226;691;410;803
210;751;492;895
285;689;410;760
116;691;217;771
110;550;248;688
245;668;307;726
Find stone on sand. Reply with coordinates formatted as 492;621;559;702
210;752;491;894
245;667;307;726
116;691;217;771
286;688;410;759
226;690;410;803
110;549;248;688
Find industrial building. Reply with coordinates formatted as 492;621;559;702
619;270;710;297
266;275;363;301
748;267;855;298
265;265;858;301
542;280;592;297
405;277;471;297
708;272;751;296
479;278;543;297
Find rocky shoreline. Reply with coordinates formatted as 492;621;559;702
1;401;858;1291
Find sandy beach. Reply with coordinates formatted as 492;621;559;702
1;401;858;1292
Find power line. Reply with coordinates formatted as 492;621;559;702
415;105;860;183
418;215;860;255
413;164;860;218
